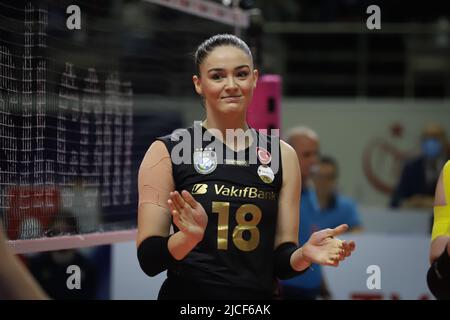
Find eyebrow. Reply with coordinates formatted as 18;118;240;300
207;65;250;73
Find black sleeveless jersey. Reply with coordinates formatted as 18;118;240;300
157;122;283;294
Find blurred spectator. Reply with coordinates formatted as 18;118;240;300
279;126;327;300
313;156;363;233
280;128;362;300
391;123;450;209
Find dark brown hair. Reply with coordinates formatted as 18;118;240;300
194;34;253;75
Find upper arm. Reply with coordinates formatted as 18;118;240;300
430;162;450;263
430;235;450;263
434;165;447;206
274;140;302;248
137;140;175;247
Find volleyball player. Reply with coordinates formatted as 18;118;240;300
137;34;355;299
427;160;450;299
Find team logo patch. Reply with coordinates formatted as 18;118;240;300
192;184;208;195
257;165;274;184
193;149;217;175
256;147;272;165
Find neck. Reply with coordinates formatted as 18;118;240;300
316;192;330;210
302;177;312;189
203;111;248;135
202;111;251;151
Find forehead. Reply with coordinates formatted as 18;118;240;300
423;126;445;138
201;45;252;70
292;135;319;150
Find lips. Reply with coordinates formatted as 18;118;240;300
221;96;242;103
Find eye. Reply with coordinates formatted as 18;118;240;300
211;73;224;80
237;71;249;78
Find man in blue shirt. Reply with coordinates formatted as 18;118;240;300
280;128;362;299
313;156;362;234
280;126;323;299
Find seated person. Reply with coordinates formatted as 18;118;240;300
391;123;449;209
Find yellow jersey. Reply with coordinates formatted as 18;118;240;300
432;160;450;240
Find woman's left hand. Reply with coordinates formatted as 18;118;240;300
302;224;356;267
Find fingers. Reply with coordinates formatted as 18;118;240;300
331;224;349;237
181;190;198;209
167;198;177;216
341;240;355;258
167;199;181;221
340;241;349;258
316;228;334;239
328;241;353;265
319;238;356;267
168;191;201;232
324;232;356;262
348;240;356;252
170;190;198;212
317;225;348;239
326;237;343;251
326;256;340;267
168;199;189;232
170;191;186;211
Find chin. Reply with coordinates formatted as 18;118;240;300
214;103;237;111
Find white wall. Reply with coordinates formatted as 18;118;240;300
323;233;433;300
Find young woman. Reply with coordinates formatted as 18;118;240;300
427;160;450;299
137;34;355;299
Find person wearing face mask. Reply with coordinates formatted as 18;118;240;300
391;123;449;209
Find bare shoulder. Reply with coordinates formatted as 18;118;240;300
280;139;298;163
280;139;296;157
279;139;300;186
141;140;171;168
149;140;169;154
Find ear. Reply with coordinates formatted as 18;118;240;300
192;75;203;96
252;69;259;89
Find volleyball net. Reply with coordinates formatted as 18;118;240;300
0;0;250;253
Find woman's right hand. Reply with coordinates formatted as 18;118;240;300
168;190;208;244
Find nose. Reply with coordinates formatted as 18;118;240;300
225;76;238;91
